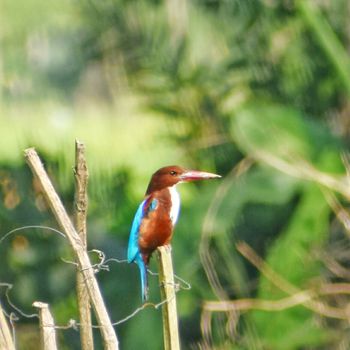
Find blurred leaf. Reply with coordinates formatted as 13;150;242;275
232;103;344;173
233;105;316;160
251;183;332;349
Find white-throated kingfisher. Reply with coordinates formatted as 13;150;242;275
127;165;221;301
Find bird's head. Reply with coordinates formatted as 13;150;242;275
146;165;221;194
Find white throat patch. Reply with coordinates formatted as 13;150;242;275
169;186;180;225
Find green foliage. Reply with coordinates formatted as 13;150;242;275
253;183;332;349
1;0;350;349
230;106;345;348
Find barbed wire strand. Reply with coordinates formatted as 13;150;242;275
61;249;192;291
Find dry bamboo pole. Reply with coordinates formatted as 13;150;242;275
24;148;119;350
74;140;94;350
157;245;180;350
0;303;15;350
32;302;58;350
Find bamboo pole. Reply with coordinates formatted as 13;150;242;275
0;303;15;350
33;302;58;350
24;148;119;350
157;245;180;350
74;140;94;350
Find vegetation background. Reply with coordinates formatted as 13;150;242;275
1;0;350;349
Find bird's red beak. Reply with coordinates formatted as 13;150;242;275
180;170;221;182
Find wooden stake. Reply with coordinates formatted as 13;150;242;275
33;302;58;350
74;141;94;350
157;245;180;350
24;148;119;350
0;303;15;350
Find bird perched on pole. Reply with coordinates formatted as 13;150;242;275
127;165;221;301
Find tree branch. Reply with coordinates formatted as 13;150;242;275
74;140;94;350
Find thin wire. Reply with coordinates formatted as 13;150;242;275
111;298;171;326
174;273;191;291
41;295;176;330
104;257;128;264
0;283;38;319
0;269;190;332
61;249;128;273
0;227;191;331
0;225;66;245
10;313;17;349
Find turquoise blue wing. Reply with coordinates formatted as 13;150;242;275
127;199;146;263
127;197;158;263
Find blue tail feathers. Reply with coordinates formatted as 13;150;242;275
136;254;148;301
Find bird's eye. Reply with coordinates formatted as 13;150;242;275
170;170;177;176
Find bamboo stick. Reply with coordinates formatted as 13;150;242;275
33;302;58;350
24;148;119;350
157;245;180;350
0;302;15;350
74;140;94;350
